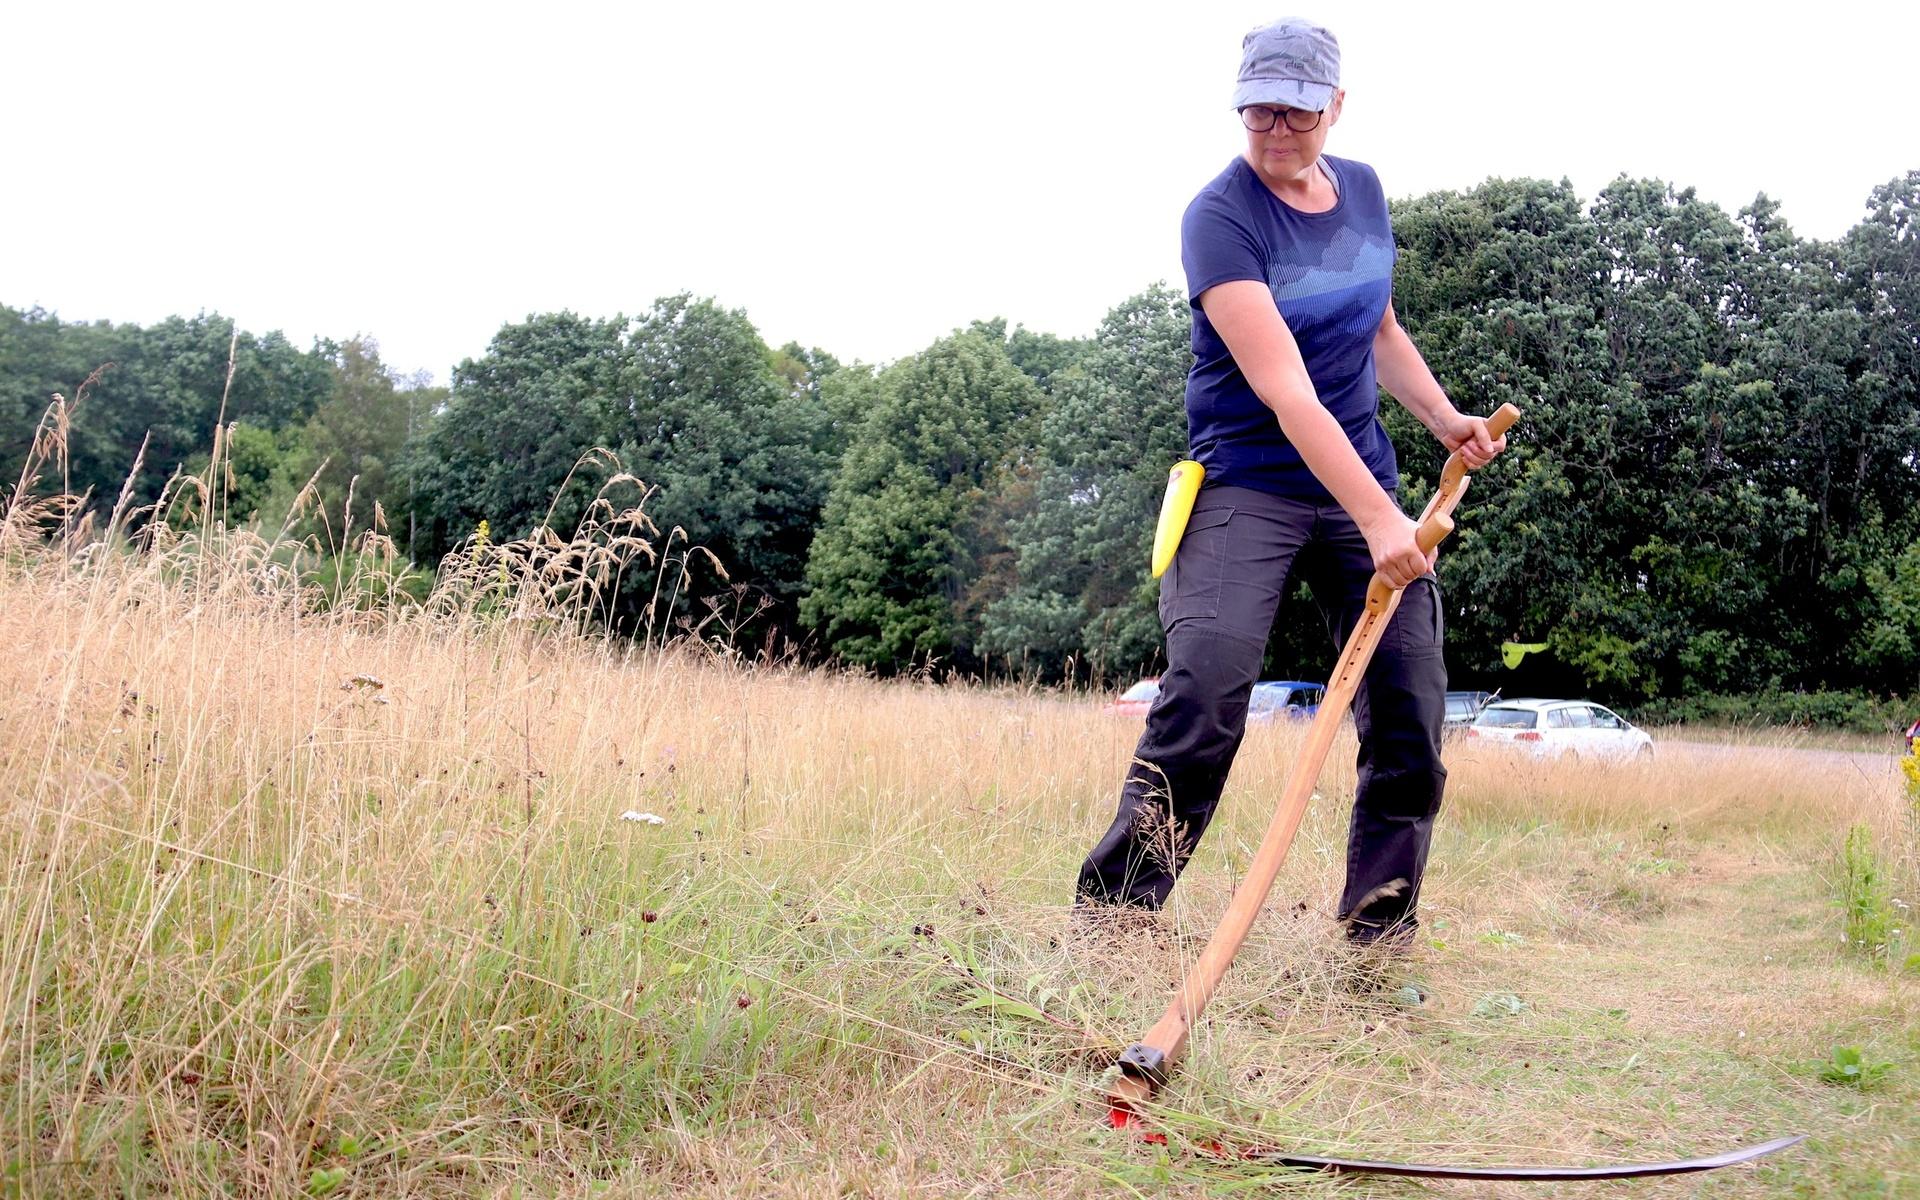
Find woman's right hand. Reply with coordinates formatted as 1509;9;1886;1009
1360;510;1430;590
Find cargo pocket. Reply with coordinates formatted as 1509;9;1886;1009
1388;576;1445;658
1159;505;1235;628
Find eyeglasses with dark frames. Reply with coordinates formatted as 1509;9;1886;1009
1238;105;1323;134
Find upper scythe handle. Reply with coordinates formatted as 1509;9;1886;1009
1435;401;1524;495
1487;401;1522;438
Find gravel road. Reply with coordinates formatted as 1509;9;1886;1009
1656;738;1903;783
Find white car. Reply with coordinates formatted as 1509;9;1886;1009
1464;699;1654;762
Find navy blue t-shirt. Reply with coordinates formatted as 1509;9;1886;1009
1180;154;1399;500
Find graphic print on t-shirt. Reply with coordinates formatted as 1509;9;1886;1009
1266;225;1395;303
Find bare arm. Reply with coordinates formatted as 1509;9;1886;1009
1199;279;1429;587
1374;305;1505;468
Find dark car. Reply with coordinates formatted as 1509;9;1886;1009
1444;690;1494;730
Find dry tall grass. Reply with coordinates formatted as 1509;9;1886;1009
3;421;1916;1196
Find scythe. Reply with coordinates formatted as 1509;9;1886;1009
1103;402;1804;1180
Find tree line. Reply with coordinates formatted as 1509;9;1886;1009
5;170;1918;713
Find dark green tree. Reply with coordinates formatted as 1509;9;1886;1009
217;422;299;526
412;299;829;642
966;317;1089;393
616;295;831;638
412;311;629;560
1;307;332;522
1391;172;1920;702
977;285;1190;681
272;337;422;545
802;330;1042;671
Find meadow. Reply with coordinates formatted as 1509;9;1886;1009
2;496;1916;1199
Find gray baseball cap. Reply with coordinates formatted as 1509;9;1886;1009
1232;18;1340;111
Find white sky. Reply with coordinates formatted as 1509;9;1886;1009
8;1;1916;384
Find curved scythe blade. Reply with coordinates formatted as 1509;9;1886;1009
1110;1109;1805;1180
1240;1135;1808;1180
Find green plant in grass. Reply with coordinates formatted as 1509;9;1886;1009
1818;1045;1894;1089
1839;823;1897;962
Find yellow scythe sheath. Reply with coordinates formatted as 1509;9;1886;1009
1150;460;1206;578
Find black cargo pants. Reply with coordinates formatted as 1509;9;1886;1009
1075;485;1448;941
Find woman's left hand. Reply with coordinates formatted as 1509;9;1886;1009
1436;410;1506;469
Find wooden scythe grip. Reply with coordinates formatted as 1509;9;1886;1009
1363;511;1454;612
1487;401;1522;438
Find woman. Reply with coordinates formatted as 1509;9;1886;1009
1075;17;1506;947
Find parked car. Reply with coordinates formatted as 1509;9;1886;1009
1465;698;1654;762
1104;678;1160;718
1443;690;1495;731
1249;680;1326;723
